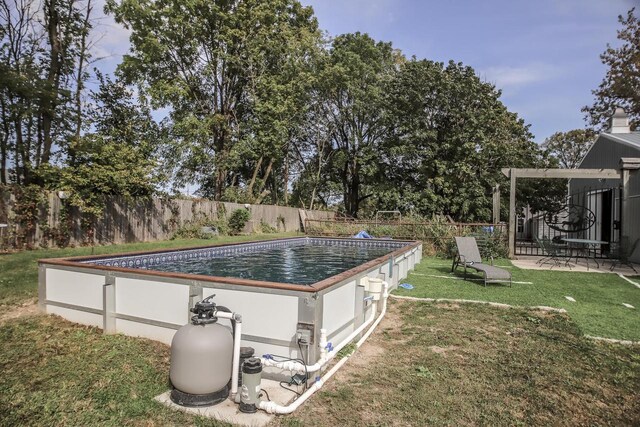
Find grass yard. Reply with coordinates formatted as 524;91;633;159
277;299;640;426
2;299;638;426
0;314;229;426
0;232;299;315
394;257;640;341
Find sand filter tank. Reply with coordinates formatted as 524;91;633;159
170;296;234;406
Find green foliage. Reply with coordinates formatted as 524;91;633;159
542;129;596;169
260;219;277;234
583;8;640;131
49;136;156;216
228;209;251;234
172;222;213;240
107;0;321;200
306;216;508;257
171;214;229;240
379;59;541;221
9;185;49;249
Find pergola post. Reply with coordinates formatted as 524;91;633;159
619;158;640;247
508;171;516;258
492;184;500;224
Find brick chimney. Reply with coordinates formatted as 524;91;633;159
610;107;630;133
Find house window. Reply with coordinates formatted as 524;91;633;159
517;217;524;233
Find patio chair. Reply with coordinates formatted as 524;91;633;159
534;235;567;269
451;236;511;287
609;237;639;274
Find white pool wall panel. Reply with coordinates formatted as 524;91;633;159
115;318;178;345
46;269;104;310
322;280;357;344
47;305;103;328
202;286;299;357
115;277;190;325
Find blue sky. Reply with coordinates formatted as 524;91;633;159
95;0;636;143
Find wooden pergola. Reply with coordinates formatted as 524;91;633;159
501;157;640;258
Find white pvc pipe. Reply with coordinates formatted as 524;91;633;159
215;311;242;397
261;299;378;373
259;282;389;415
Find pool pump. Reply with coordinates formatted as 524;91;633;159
169;296;235;407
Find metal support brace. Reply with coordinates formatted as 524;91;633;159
103;276;116;334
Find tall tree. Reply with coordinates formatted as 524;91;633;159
314;32;399;217
583;8;640;131
106;0;320;200
541;129;595;169
0;0;94;184
380;59;542;221
43;74;160;220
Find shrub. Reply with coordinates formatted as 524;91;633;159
260;220;276;234
228;209;251;235
170;214;228;239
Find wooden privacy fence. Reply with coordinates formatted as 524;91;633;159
0;190;334;249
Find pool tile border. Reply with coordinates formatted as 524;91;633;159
80;237;406;270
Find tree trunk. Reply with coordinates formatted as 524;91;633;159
247;156;263;197
41;0;63;166
283;144;289;205
254;158;274;203
344;156;360;218
71;0;92;164
0;98;9;184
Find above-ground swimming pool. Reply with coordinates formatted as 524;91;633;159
39;236;422;367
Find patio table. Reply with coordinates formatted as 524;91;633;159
561;238;608;270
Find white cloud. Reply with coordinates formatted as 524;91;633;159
89;0;131;69
481;63;564;90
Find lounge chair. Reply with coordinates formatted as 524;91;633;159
451;236;512;287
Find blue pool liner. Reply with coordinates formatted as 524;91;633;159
399;283;414;290
353;230;373;239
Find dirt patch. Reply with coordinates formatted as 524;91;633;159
427;345;458;356
0;298;39;324
435;302;460;309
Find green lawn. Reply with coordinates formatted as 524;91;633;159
0;232;298;313
278;300;640;427
394;257;640;341
0;315;228;426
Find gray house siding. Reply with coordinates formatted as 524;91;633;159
571;133;640;263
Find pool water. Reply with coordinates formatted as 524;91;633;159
147;243;393;285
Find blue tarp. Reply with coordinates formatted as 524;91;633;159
353;230;373;239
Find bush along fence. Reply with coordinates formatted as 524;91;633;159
0;187;333;250
305;218;508;258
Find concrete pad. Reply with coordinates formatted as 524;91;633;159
512;256;640;275
155;379;298;427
